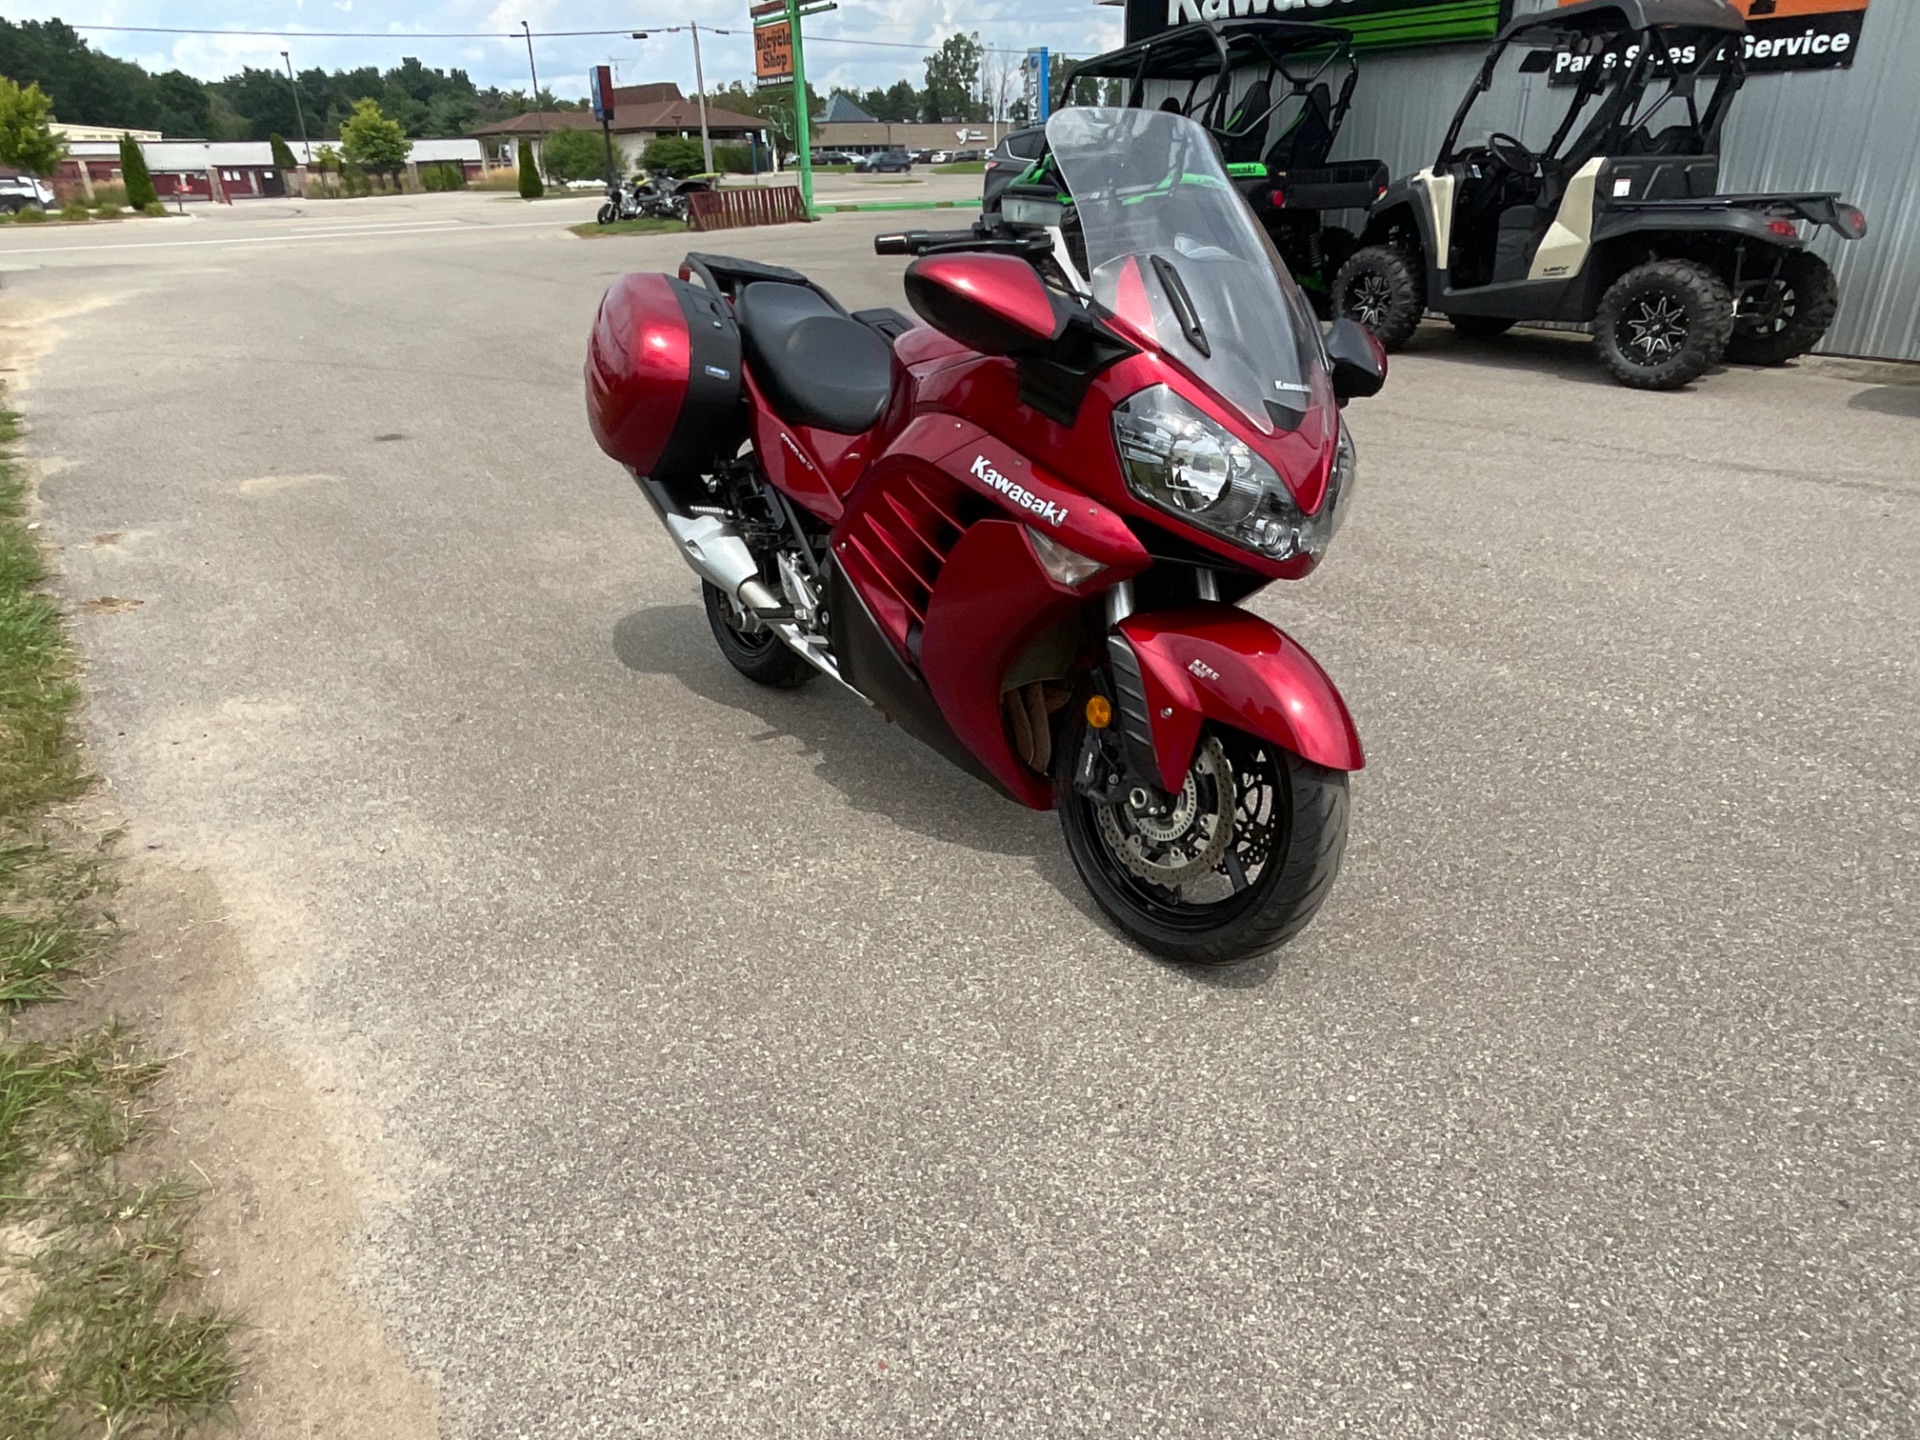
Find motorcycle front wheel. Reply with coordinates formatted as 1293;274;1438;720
1055;712;1349;966
597;202;618;225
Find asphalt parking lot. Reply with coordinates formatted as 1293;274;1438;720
3;192;1916;1437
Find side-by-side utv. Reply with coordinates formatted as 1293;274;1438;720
983;20;1389;314
1332;0;1867;389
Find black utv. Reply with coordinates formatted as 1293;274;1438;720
1332;0;1867;389
983;20;1388;315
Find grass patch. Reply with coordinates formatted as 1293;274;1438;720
568;217;689;239
933;161;985;175
0;406;238;1437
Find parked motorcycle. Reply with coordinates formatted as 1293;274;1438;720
598;173;711;226
585;109;1386;963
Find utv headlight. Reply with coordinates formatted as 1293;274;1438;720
1112;385;1354;561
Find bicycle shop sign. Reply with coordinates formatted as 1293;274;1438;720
1548;0;1871;80
1126;0;1513;47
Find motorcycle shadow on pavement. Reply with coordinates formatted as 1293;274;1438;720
611;604;1281;987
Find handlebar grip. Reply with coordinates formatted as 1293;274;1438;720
873;227;985;257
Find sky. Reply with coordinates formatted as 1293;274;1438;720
7;1;1126;103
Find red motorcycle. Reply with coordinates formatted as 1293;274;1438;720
586;109;1385;964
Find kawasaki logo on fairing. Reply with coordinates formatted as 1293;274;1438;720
971;454;1067;526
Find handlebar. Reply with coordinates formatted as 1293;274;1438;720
874;228;983;256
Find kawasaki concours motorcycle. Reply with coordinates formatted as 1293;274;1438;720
585;109;1386;963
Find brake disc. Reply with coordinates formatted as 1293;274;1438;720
1095;735;1236;888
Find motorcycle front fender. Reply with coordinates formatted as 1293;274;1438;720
1114;604;1364;791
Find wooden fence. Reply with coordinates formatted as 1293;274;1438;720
688;185;808;232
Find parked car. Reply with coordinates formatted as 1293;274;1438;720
909;148;937;164
0;172;54;213
929;150;953;165
858;150;912;173
947;149;986;164
809;150;860;168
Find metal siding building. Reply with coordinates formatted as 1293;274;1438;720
1318;0;1920;360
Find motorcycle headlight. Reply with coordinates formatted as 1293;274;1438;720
1112;385;1354;561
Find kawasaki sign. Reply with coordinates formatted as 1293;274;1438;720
1124;0;1514;48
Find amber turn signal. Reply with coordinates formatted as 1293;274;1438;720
1085;695;1112;729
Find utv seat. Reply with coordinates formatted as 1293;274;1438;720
1220;78;1274;167
734;282;893;435
1265;82;1335;172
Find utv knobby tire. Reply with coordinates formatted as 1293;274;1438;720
702;582;814;689
1448;314;1516;339
1725;249;1838;367
1055;713;1350;967
1334;245;1425;351
1594;259;1733;391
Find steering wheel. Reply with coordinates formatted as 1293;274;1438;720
1486;132;1542;179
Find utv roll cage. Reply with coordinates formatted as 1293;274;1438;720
1439;0;1746;174
1057;20;1361;175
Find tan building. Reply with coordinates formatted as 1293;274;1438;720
810;122;1000;157
470;83;768;173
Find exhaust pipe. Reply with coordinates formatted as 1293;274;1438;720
662;511;781;614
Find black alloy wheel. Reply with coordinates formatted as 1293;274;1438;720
1332;245;1425;351
1056;714;1349;966
702;582;814;688
1593;259;1734;390
1725;249;1839;367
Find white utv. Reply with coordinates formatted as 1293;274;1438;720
1332;0;1866;390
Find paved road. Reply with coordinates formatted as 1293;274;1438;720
5;195;1917;1437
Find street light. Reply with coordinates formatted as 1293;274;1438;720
633;26;732;175
280;50;311;165
521;19;545;158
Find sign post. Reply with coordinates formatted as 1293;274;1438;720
590;65;617;189
753;0;836;217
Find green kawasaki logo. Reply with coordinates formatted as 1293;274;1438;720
1160;0;1510;49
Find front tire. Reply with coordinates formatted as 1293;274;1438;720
1333;245;1425;351
1593;259;1733;390
597;201;618;225
1725;249;1838;366
702;582;813;688
1056;715;1350;966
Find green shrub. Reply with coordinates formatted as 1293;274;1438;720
640;136;705;178
269;133;298;170
13;207;45;223
58;201;90;222
341;163;371;197
419;161;468;192
712;143;755;174
89;181;128;208
118;134;158;210
516;138;543;198
540;127;609;183
141;200;166;216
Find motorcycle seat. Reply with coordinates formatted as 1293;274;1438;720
735;282;893;435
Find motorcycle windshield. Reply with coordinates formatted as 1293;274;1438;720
1047;107;1324;435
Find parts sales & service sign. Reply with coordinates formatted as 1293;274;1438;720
1555;0;1870;77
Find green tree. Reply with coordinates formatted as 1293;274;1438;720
0;77;64;175
516;137;543;198
340;97;408;181
640;136;705;178
540;126;609;182
118;132;157;209
269;133;298;170
922;33;985;123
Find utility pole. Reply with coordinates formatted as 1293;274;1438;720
521;20;545;164
633;27;728;176
280;50;312;164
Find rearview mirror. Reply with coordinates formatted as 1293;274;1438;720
1324;318;1387;401
904;252;1064;357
